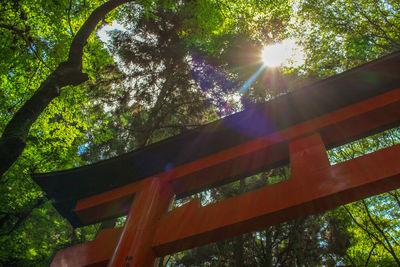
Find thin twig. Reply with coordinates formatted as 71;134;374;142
67;0;76;36
343;205;390;253
215;0;227;19
0;23;53;70
388;191;400;208
162;255;172;267
364;242;376;267
361;199;400;265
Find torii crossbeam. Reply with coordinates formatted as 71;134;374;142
33;52;400;266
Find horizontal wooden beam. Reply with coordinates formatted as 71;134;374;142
50;228;122;267
166;87;400;196
74;181;141;225
49;135;400;265
73;88;400;225
152;134;400;256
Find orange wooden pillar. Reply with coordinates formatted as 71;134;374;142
108;177;174;267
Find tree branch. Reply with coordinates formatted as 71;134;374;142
67;0;76;36
0;23;53;70
388;190;400;208
157;124;203;130
0;0;134;178
162;255;172;267
343;205;391;253
68;0;132;68
361;200;400;265
344;251;357;267
364;242;376;267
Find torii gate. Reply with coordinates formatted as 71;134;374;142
33;52;400;266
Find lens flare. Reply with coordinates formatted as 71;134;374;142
261;42;290;67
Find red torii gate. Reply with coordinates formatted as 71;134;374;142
33;52;400;266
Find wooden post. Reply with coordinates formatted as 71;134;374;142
108;177;174;267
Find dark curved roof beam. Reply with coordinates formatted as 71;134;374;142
32;51;400;227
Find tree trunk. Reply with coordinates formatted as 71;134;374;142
234;234;244;267
264;230;273;267
0;64;87;177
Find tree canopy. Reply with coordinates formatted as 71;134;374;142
0;0;399;265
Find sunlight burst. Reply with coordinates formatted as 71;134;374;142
261;40;304;67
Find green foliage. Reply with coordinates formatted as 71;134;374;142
293;0;400;78
0;0;118;265
179;0;292;51
1;0;400;265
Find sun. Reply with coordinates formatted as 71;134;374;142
261;42;290;67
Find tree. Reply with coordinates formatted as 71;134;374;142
0;0;136;178
1;0;400;265
82;5;221;161
293;0;400;78
0;0;135;264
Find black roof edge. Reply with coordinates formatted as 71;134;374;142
31;51;400;227
32;51;400;179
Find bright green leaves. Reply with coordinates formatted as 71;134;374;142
341;194;400;266
0;0;119;265
294;0;400;78
177;0;292;52
1;0;400;265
